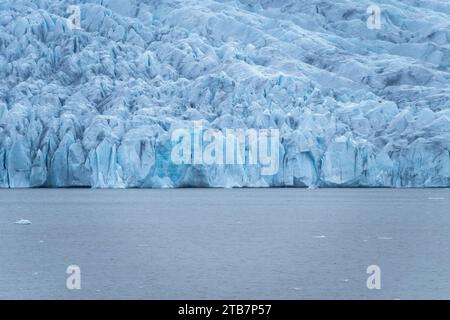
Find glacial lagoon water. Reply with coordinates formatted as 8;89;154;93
0;188;450;299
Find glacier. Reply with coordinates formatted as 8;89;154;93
0;0;450;188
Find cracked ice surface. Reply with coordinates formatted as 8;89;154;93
1;0;450;188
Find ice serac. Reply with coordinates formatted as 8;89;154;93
1;0;450;188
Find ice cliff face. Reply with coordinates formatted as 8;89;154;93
1;0;450;188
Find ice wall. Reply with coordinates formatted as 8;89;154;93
1;0;450;188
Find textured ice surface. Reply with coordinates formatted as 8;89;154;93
0;0;450;188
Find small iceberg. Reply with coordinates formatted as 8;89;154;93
15;219;32;225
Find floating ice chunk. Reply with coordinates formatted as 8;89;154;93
15;219;31;225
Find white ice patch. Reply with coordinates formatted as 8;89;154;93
15;219;32;225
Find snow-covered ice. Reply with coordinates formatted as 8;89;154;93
1;0;450;188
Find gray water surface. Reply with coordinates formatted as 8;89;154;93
1;188;450;299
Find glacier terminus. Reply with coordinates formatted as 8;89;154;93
1;0;450;188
